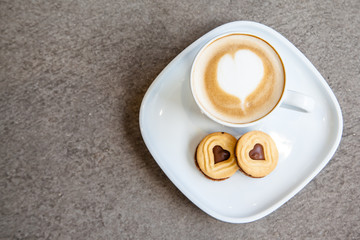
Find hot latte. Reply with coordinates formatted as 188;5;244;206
191;34;285;124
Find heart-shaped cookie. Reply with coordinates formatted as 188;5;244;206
217;49;264;108
235;131;278;178
195;132;239;180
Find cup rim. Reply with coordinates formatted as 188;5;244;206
190;32;286;128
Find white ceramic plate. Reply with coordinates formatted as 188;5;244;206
139;21;343;223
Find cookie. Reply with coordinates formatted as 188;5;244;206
235;131;278;178
195;132;239;181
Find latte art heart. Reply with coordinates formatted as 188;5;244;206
191;34;285;124
217;50;264;107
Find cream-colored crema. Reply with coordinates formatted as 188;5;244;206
192;34;285;124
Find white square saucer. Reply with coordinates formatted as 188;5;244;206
139;21;343;223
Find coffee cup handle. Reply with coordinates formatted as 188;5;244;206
281;90;315;113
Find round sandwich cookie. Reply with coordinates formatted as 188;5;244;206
195;132;239;181
235;130;278;178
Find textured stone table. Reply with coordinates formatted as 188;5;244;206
1;1;359;239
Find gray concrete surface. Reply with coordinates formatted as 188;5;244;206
1;0;359;239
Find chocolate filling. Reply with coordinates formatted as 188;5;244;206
213;145;230;164
249;143;265;160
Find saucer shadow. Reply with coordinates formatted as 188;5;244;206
119;25;218;206
119;21;233;218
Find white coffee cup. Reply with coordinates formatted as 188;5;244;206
190;32;314;127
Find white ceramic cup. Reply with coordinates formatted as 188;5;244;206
190;32;314;128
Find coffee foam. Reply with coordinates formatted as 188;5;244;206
192;34;285;124
217;49;264;109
